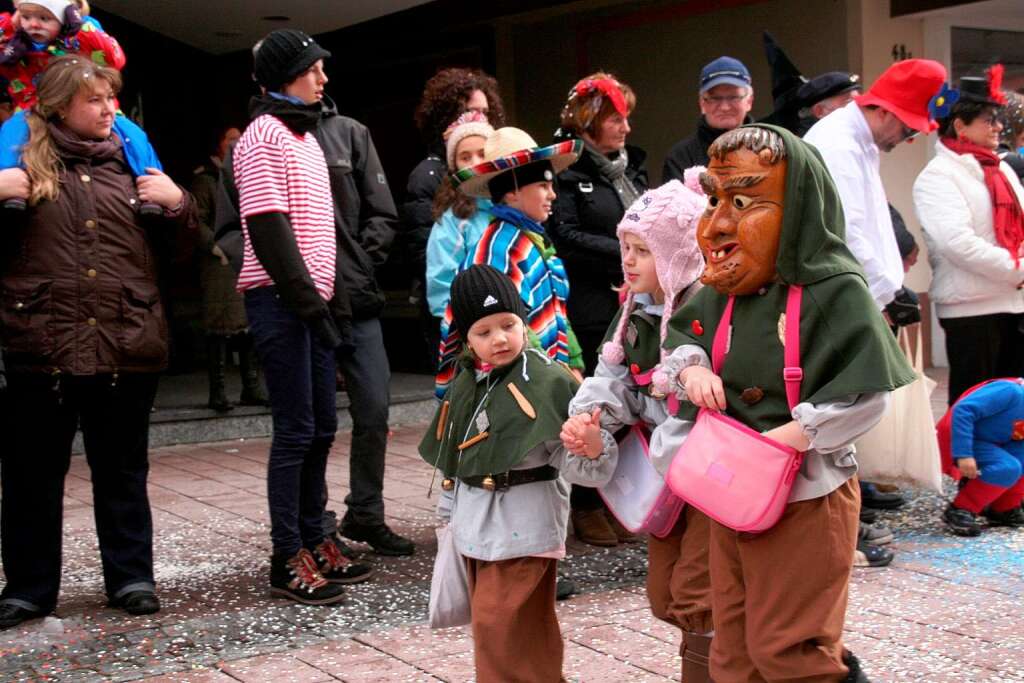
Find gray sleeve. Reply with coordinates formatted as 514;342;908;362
436;487;454;522
792;392;891;454
661;343;712;397
546;430;619;488
648;414;695;477
568;358;643;432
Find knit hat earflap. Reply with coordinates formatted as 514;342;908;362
601;170;707;392
443;111;494;171
253;29;331;92
450;265;527;336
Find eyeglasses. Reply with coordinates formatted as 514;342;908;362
701;94;749;108
900;125;919;142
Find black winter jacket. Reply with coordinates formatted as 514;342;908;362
548;144;649;332
399;152;445;279
216;97;398;320
662;115;752;183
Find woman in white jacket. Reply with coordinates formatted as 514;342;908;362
913;70;1024;405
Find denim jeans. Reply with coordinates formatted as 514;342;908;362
0;373;157;612
245;287;338;556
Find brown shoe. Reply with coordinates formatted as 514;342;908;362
571;508;618;547
681;632;712;683
603;508;640;543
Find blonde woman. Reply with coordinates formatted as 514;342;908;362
0;56;193;630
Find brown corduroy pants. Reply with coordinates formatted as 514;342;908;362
465;556;562;683
646;505;714;634
709;477;860;683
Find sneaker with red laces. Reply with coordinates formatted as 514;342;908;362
270;548;346;605
313;538;376;585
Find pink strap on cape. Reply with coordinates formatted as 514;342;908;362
710;286;803;410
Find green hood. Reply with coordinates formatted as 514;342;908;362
747;123;865;286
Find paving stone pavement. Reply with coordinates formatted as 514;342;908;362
2;382;1023;682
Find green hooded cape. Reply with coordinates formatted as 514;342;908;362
418;349;580;479
664;124;915;431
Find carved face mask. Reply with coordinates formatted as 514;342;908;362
697;148;787;295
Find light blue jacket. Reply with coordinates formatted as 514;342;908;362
424;197;493;317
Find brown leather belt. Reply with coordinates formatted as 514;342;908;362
460;465;559;492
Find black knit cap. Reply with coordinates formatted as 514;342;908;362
450;265;527;334
253;29;331;92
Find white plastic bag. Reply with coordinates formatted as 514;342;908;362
854;326;943;493
428;524;471;629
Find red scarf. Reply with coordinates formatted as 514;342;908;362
943;137;1024;267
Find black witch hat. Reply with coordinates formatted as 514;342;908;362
759;32;807;133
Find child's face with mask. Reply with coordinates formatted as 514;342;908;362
697;147;787;296
466;312;525;367
17;3;61;43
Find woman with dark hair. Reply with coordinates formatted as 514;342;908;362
547;72;648;547
402;67;506;362
913;68;1024;407
0;56;194;629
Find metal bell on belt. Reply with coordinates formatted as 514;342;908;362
441;478;455;491
482;476;496;491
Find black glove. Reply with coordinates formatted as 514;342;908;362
0;30;32;66
885;287;921;327
59;6;84;39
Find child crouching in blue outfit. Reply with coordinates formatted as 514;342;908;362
939;377;1024;536
419;264;618;683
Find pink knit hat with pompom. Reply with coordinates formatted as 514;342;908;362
600;168;707;392
443;111;494;171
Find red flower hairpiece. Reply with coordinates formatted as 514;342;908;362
987;64;1007;106
573;77;628;117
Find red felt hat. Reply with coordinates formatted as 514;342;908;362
854;58;947;133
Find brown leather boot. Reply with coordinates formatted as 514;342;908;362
681;632;712;682
571;508;618;547
604;508;640;543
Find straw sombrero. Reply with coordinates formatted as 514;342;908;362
452;127;582;198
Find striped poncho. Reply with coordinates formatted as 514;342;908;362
434;209;583;398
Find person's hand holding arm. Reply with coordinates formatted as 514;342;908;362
679;365;727;410
136;168;183;211
0;167;29;202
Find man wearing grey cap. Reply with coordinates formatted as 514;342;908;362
662;56;754;182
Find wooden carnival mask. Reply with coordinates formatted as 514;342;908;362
697;147;787;296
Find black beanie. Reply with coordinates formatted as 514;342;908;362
254;29;331;92
488;161;554;203
450;265;527;334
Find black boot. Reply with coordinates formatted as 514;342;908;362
843;651;870;682
206;335;233;413
237;333;270;407
269;549;346;605
983;505;1024;527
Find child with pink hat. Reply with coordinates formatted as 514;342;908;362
561;169;714;682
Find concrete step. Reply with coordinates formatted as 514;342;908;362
72;371;436;451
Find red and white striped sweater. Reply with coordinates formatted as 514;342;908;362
233;114;336;301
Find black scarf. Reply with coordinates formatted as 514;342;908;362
248;94;322;135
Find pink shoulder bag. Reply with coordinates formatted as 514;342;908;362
665;286;805;533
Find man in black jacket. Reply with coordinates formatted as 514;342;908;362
662;56;754;183
217;91;415;558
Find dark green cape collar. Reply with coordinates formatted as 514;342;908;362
419;350;579;478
